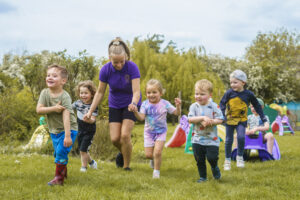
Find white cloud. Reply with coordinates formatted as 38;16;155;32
0;0;299;61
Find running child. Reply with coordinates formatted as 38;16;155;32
188;79;224;183
36;64;78;186
220;69;267;170
133;79;181;178
72;80;98;172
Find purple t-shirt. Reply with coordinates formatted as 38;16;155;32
99;61;141;108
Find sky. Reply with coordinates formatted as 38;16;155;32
0;0;299;61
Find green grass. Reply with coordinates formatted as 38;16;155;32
1;124;300;200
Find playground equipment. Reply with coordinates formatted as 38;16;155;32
167;115;225;154
23;117;49;149
231;132;280;161
270;103;294;135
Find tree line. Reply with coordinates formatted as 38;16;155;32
0;29;299;142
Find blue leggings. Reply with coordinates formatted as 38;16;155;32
50;130;78;164
225;123;246;159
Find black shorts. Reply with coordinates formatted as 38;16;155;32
109;107;138;123
77;119;96;152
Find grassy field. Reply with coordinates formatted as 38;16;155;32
0;124;299;200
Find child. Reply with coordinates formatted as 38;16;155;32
36;64;78;186
133;79;181;178
188;79;224;183
72;80;98;172
246;98;274;154
220;70;267;170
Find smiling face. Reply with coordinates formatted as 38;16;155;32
146;85;162;104
230;77;245;92
195;88;212;105
79;86;93;104
110;54;126;71
46;67;66;89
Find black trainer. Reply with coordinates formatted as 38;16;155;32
116;152;124;168
124;167;132;171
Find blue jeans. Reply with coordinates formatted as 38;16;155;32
50;130;78;164
225;123;246;159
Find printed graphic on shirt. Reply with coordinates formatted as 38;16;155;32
226;96;248;125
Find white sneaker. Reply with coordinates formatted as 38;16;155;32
236;156;245;168
224;160;231;171
80;167;87;172
149;160;154;169
153;171;160;179
89;160;98;169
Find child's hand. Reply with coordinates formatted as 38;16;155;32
175;98;181;106
201;116;213;127
246;129;256;135
64;135;72;147
54;101;65;113
83;112;92;121
128;103;137;112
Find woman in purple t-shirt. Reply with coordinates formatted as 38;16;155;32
84;37;141;171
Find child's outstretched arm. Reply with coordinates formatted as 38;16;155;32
62;109;72;147
246;121;270;135
172;98;181;116
133;108;146;121
36;101;65;114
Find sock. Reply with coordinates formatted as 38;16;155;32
153;169;160;174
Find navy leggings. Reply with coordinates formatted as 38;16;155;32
225;123;246;158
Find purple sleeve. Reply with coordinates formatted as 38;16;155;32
99;63;109;82
128;61;140;79
165;100;176;114
140;101;147;114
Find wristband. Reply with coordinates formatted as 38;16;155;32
131;102;137;106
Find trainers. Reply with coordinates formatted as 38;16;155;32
212;166;221;180
116;152;124;168
80;167;87;172
149;160;154;169
236;156;245;168
89;160;97;169
224;160;231;171
197;177;207;183
124;167;132;171
153;171;160;179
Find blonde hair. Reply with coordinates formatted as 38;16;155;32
47;64;68;79
195;79;213;93
108;37;130;60
75;80;97;98
146;79;165;94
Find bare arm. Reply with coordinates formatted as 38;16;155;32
247;121;270;135
133;111;146;121
62;109;72;147
128;78;140;111
36;101;65;114
172;98;181;116
84;81;107;119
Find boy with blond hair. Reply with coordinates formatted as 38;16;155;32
188;79;224;183
37;64;78;186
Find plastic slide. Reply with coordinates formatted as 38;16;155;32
165;124;186;147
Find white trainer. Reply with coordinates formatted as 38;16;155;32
236;156;245;168
89;160;98;169
149;160;154;169
224;160;231;171
80;167;87;172
153;171;160;179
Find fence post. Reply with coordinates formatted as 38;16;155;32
178;91;181;123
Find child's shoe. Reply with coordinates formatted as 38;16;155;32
80;167;87;172
89;160;98;169
224;159;231;171
153;170;160;179
211;166;221;180
48;164;65;186
236;156;245;168
197;177;207;183
149;160;154;169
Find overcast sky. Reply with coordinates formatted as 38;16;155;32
0;0;299;60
